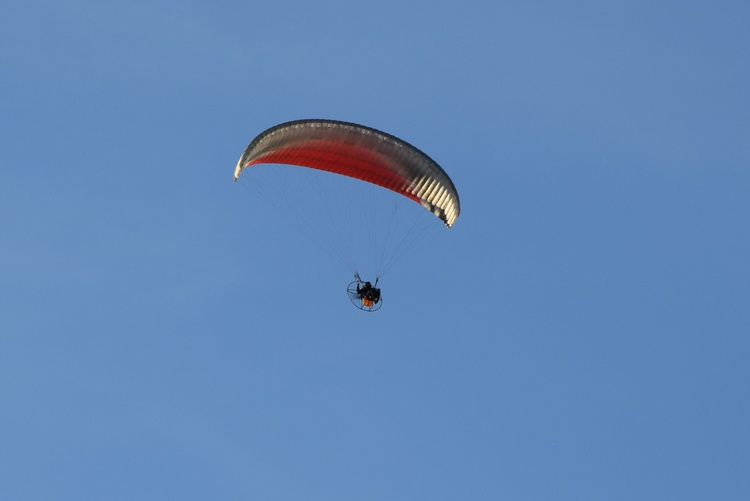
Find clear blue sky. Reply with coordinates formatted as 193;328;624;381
2;0;749;499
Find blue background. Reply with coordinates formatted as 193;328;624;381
2;1;749;499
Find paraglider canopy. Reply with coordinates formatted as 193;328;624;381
234;119;460;227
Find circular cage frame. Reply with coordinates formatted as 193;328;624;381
347;281;383;312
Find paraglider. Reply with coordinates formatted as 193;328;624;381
345;274;382;312
235;119;460;311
